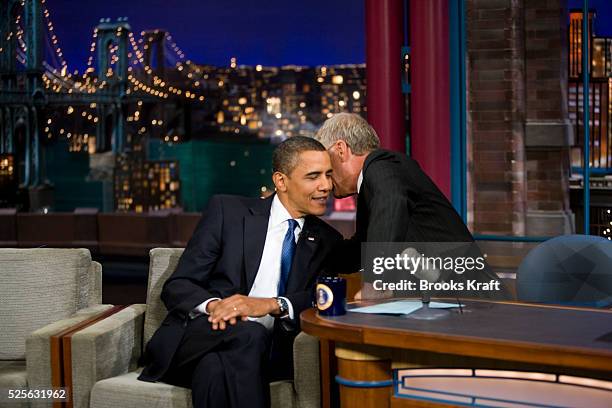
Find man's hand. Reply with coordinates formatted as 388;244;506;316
207;295;279;330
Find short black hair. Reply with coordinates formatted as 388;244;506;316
272;136;326;174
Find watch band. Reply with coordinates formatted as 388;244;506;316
276;297;288;315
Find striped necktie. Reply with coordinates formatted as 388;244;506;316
278;219;298;296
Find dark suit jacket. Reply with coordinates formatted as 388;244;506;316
139;194;342;382
334;150;508;298
357;149;473;243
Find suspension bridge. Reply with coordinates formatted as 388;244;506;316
0;0;219;191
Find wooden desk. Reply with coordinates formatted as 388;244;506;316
301;300;612;408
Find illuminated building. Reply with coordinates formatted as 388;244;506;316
0;154;17;207
568;10;594;78
568;10;612;171
114;155;180;212
593;38;612;78
199;63;366;139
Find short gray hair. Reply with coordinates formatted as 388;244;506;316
272;136;326;174
314;113;380;154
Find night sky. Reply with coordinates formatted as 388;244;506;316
47;0;366;71
47;0;611;72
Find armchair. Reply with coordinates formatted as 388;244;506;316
0;248;111;408
70;248;321;408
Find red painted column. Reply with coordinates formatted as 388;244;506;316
365;0;405;152
410;0;451;198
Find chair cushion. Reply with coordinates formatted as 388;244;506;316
0;361;29;408
270;380;296;408
0;360;27;388
0;248;94;359
90;370;192;408
90;370;296;408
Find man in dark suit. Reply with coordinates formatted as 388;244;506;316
314;113;506;298
139;137;342;408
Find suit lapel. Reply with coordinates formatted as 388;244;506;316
361;149;384;175
356;149;386;242
286;217;320;293
355;191;368;241
243;196;273;292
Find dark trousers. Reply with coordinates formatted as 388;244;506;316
161;318;293;408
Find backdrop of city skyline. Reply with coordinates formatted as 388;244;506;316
2;0;611;238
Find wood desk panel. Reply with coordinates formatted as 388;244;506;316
303;300;612;408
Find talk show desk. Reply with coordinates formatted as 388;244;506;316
300;300;612;408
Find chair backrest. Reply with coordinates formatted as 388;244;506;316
516;235;612;307
0;248;102;360
144;248;184;345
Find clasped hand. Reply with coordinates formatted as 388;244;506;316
207;295;278;330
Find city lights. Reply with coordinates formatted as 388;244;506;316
1;2;366;213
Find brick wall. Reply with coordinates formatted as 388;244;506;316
523;0;573;235
467;0;527;235
526;150;571;212
525;0;569;122
467;0;573;236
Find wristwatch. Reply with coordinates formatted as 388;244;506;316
275;297;289;316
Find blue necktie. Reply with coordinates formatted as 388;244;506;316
278;219;298;296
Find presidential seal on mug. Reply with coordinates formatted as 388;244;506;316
316;276;346;316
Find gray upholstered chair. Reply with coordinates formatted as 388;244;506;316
76;248;321;408
0;248;110;408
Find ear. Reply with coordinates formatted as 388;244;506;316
336;140;351;162
272;171;288;192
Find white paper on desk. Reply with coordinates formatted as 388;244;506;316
349;300;462;315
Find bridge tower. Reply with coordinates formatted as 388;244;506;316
0;0;45;190
143;29;166;82
95;17;130;153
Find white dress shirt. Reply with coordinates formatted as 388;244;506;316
357;170;364;194
192;195;303;330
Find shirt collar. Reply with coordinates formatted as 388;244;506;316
270;195;305;230
357;170;364;194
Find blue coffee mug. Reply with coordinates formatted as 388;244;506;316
316;276;347;316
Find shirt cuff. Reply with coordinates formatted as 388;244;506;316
189;297;221;319
278;296;294;320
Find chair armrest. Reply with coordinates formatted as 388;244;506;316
25;305;114;402
69;304;146;408
293;331;321;408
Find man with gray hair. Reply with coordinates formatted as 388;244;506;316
314;113;485;280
